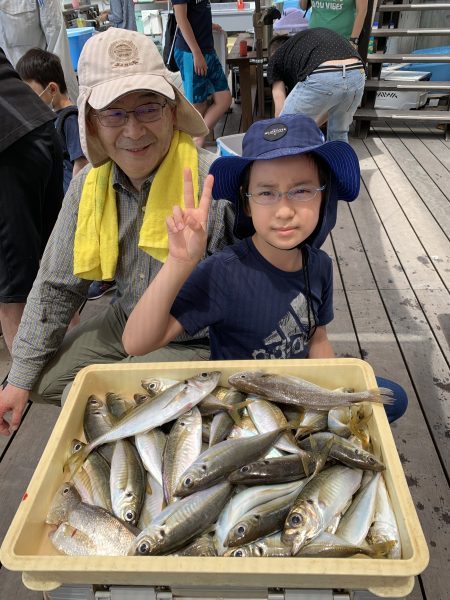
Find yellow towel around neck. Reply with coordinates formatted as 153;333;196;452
73;130;199;281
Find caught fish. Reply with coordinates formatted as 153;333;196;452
367;475;402;559
46;482;82;526
225;480;307;547
327;406;353;438
282;465;363;554
215;479;307;555
110;439;146;525
293;408;328;439
67;502;138;556
228;372;393;411
246;398;306;457
68;440;112;512
105;392;137;419
298;531;395;558
141;377;179;396
137;473;166;531
174;533;217;556
224;532;292;557
208;389;246;446
135;428;166;488
83;395;117;463
130;482;232;555
66;372;221;474
299;432;385;472
229;454;308;485
175;428;288;496
336;472;381;546
228;415;284;459
163;407;203;504
49;523;98;556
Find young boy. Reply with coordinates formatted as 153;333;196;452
123;113;407;422
16;48;88;193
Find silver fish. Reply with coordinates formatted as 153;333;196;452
228;416;283;459
229;454;308;485
225;480;307;547
46;481;81;526
336;472;381;546
49;523;98;556
135;428;166;487
174;533;218;556
130;482;232;555
110;439;146;525
299;432;385;471
224;532;292;557
137;473;166;531
67;502;138;556
83;394;117;463
163;407;203;504
175;428;287;496
214;479;307;555
327;406;353;438
228;371;393;411
293;408;328;439
298;531;395;558
282;465;363;554
246;397;308;457
141;376;179;396
105;392;137;419
68;440;112;512
367;475;402;559
67;372;221;474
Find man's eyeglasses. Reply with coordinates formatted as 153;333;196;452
246;185;326;205
93;101;168;127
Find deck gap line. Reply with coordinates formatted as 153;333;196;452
405;122;450;174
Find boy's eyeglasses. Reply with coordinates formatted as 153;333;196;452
93;101;168;127
246;185;326;205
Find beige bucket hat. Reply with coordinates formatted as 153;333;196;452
77;28;209;166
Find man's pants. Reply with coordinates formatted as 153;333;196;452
31;302;210;406
281;67;366;142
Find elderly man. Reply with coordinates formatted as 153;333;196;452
0;28;236;436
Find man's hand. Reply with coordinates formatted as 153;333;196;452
167;169;213;264
0;384;29;436
193;52;207;77
212;23;223;32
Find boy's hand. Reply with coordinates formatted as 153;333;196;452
167;169;213;264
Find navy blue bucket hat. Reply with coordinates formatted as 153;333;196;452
210;114;360;247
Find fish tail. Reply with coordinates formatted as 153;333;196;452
365;387;395;405
349;411;372;448
365;540;396;558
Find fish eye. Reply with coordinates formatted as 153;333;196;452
183;477;194;488
369;457;375;464
200;372;208;378
237;525;246;535
138;541;150;554
125;491;134;498
306;499;314;505
125;510;135;522
234;549;244;557
289;513;303;526
240;465;250;473
73;442;82;451
62;486;70;494
201;464;207;472
149;382;157;390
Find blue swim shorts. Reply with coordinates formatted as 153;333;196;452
174;49;229;104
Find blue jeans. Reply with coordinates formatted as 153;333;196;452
376;376;408;423
280;67;366;142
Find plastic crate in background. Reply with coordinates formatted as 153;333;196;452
67;27;95;71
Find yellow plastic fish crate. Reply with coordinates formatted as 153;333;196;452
0;359;429;597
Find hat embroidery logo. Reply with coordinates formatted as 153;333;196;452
263;123;288;142
108;40;139;68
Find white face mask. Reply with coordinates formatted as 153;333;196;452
39;84;54;110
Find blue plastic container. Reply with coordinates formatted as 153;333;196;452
67;27;95;71
398;45;450;81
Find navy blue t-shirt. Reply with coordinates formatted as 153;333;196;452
56;111;84;193
173;0;214;52
171;237;333;360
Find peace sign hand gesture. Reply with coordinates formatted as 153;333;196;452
167;168;213;264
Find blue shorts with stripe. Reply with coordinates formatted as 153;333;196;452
174;49;229;104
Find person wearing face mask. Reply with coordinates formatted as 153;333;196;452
0;28;236;436
0;49;64;358
16;49;88;194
